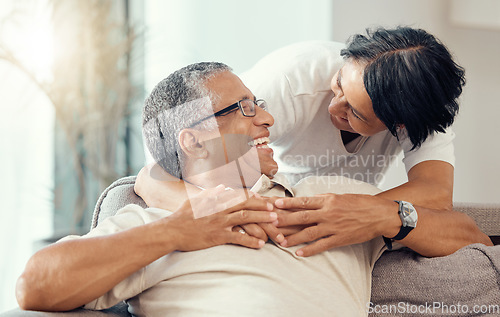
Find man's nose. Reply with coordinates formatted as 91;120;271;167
254;106;274;127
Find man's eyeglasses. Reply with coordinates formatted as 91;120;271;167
190;99;267;127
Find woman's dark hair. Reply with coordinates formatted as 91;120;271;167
340;26;466;149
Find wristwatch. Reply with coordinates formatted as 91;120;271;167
383;200;418;250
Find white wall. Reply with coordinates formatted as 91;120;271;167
144;0;333;91
331;0;500;203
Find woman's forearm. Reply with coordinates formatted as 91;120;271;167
135;163;196;210
392;206;493;257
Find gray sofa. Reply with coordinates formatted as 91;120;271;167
3;176;499;316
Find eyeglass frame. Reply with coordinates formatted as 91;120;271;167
189;99;267;128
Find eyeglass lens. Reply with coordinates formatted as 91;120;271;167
240;99;267;116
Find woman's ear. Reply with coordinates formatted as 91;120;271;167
179;129;208;159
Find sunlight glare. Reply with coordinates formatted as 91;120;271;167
1;0;54;82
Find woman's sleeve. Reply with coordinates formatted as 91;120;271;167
400;127;456;173
240;41;345;143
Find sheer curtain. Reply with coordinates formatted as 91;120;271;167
0;0;54;312
0;63;54;312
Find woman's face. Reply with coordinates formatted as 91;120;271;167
328;60;387;136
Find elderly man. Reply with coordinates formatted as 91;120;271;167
16;62;490;317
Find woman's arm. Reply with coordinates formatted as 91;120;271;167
376;160;454;210
272;159;490;257
274;194;492;257
134;163;285;243
134;163;192;211
16;193;277;312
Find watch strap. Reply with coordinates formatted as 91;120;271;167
392;225;414;241
383;236;393;250
383;201;415;250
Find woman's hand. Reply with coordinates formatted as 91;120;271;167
274;194;399;257
164;187;279;251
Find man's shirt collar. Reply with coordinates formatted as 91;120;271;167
250;173;294;197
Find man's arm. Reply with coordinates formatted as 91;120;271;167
274;194;492;257
376;160;454;210
16;196;277;312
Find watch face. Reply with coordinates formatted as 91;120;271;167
399;201;418;227
402;205;411;217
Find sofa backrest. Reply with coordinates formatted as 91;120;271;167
92;176;146;230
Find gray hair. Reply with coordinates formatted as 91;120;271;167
142;62;232;178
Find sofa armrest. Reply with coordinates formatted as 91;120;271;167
453;202;500;236
453;202;500;244
370;244;500;316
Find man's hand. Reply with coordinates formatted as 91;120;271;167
236;196;311;245
237;222;285;244
164;188;279;251
274;194;399;257
236;196;294;244
184;187;284;244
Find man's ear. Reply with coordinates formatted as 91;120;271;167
179;129;208;159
